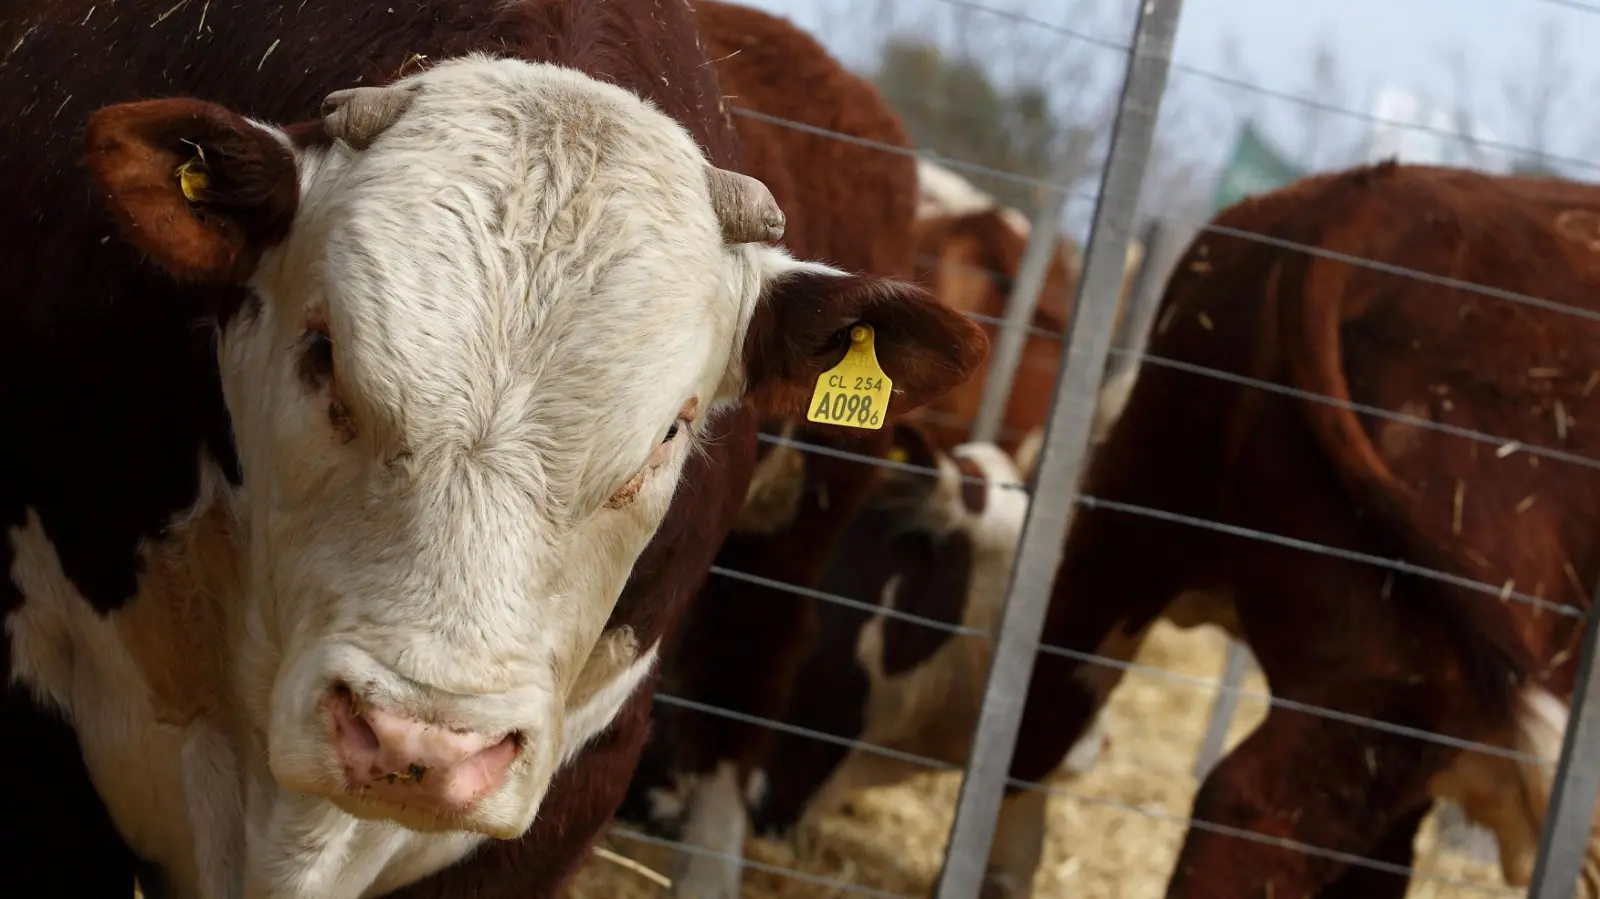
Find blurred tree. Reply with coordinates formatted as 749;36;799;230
869;35;1093;213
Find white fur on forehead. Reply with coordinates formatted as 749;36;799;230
283;54;738;518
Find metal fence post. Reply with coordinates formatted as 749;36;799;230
1527;593;1600;898
931;2;1184;896
968;163;1076;445
1104;217;1176;384
1192;640;1252;779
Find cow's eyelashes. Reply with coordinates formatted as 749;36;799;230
663;422;680;444
298;328;335;387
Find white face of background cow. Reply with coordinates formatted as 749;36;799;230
82;54;987;840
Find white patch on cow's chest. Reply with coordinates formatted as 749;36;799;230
560;642;660;768
5;470;664;899
245;790;488;899
7;505;236;898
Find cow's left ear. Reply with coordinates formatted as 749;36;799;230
740;252;989;424
84;97;300;286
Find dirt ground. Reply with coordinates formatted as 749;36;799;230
567;620;1517;899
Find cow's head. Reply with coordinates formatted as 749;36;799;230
908;210;1077;451
83;55;986;839
746;425;1025;836
746;429;1110;838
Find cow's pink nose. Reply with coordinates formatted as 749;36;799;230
328;686;519;813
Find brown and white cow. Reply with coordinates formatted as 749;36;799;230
909;159;1146;456
0;1;987;897
1002;161;1600;897
729;423;1108;898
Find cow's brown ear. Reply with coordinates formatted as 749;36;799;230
741;259;989;428
85;98;299;285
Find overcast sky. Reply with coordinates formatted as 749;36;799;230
734;0;1600;198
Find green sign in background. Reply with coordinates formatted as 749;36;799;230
1211;123;1304;212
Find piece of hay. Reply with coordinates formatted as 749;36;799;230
592;845;672;890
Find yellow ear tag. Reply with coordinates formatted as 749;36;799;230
806;324;892;430
886;446;909;464
177;158;208;202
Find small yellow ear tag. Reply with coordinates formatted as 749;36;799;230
176;158;208;202
806;324;892;430
886;446;909;464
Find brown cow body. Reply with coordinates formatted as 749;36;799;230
736;424;1109;899
1010;161;1600;896
0;1;984;897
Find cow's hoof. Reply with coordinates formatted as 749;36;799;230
671;852;742;899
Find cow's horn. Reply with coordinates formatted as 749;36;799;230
705;166;786;244
321;86;417;151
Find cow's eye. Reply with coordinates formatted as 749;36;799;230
607;415;692;510
299;328;335;387
643;415;692;470
649;417;689;464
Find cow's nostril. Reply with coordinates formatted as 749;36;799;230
329;684;381;756
323;684;522;812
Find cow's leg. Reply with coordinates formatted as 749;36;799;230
975;717;1113;899
1161;386;1502;898
663;560;805;899
1167;684;1453;899
671;760;748;899
1317;802;1429;899
0;688;141;898
973;344;1236;895
978;788;1049;899
973;496;1214;896
667;428;891;899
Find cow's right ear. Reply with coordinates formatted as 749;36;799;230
84;98;299;285
737;248;989;426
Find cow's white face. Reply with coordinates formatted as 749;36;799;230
220;57;816;837
84;53;986;845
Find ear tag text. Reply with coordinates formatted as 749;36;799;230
807;324;892;430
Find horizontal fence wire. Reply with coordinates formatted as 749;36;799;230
749;101;1600;335
1107;347;1600;477
921;250;1600;481
1530;0;1600;13
1030;640;1551;764
702;564;1556;765
756;431;1029;492
1006;777;1523;896
905;280;1600;483
655;692;960;771
710;565;987;638
731;107;1070;197
757;427;1591;619
642;690;1524;893
916;0;1600;177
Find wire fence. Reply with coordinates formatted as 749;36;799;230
589;0;1600;897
